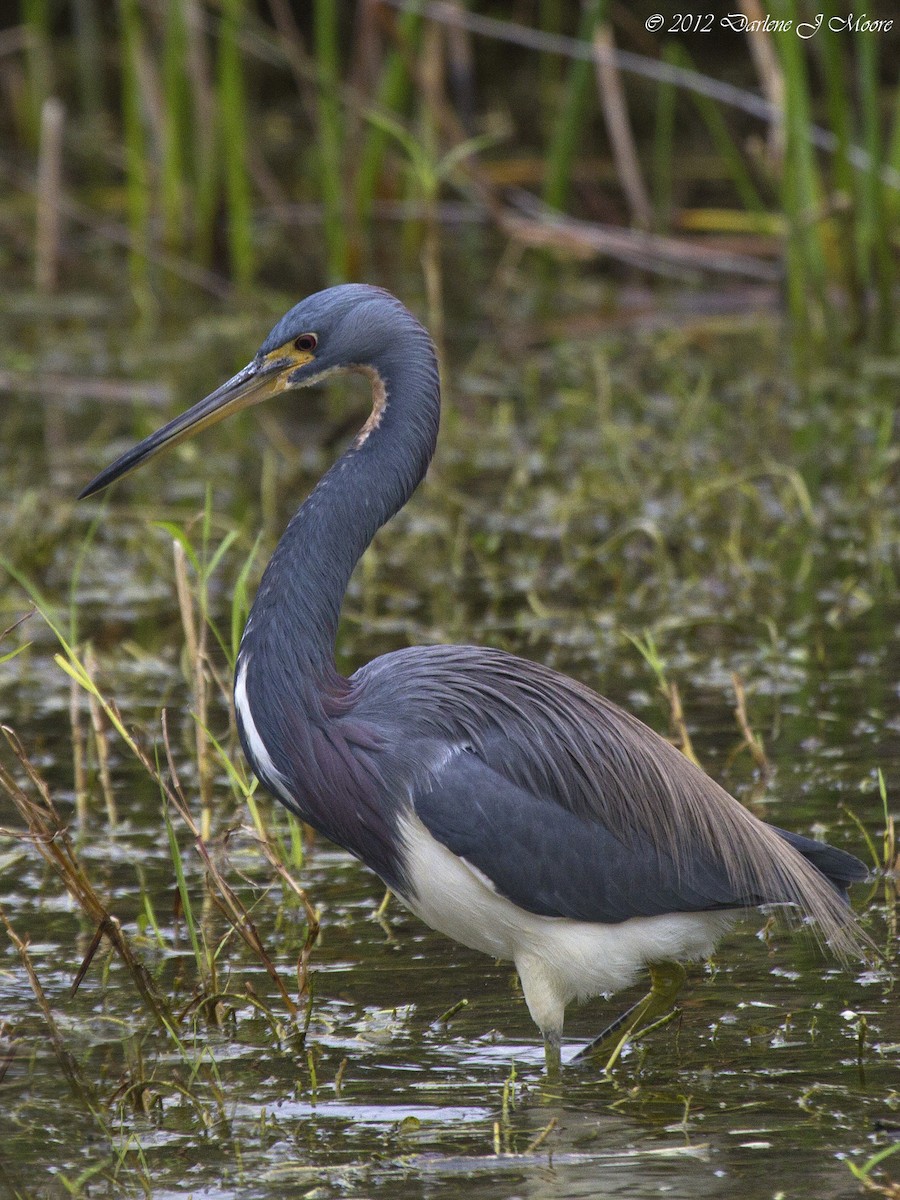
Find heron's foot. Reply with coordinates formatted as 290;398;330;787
572;961;687;1071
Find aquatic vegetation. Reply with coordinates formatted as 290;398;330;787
1;297;897;1197
0;4;898;1195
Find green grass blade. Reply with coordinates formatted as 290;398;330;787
161;0;190;251
217;0;254;286
355;11;421;227
856;31;894;343
651;45;678;227
118;0;151;295
163;801;208;982
770;5;828;351
542;0;608;211
314;0;346;280
21;0;52;143
670;45;765;214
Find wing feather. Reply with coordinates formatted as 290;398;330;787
353;645;868;956
414;750;813;922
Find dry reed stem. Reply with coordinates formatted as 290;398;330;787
0;725;173;1029
524;1116;559;1154
173;540;199;666
183;0;216;197
739;0;785;160
0;906;93;1104
172;540;212;838
0;370;169;405
349;0;395;99
593;26;652;228
666;680;701;767
443;0;476;134
731;672;772;775
256;838;320;1002
69;921;105;998
130;15;165;158
881;783;897;945
499;193;782;280
69;669;88;824
417;20;447;376
160;712;302;1020
84;645;117;826
34;96;64;293
0;608;35;643
0;1030;14;1086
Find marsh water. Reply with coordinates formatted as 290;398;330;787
0;273;897;1200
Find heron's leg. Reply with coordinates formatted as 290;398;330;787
572;961;687;1068
543;1030;562;1077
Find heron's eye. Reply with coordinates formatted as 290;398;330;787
294;334;317;353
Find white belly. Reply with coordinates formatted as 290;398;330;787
397;811;735;1036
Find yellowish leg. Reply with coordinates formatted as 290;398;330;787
544;1030;562;1077
573;961;687;1069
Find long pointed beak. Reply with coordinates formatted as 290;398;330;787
78;354;297;498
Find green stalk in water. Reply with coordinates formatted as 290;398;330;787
770;4;829;356
856;33;894;345
315;0;347;281
669;44;765;215
538;0;565;142
817;17;860;323
118;0;151;299
21;0;52;144
161;0;190;253
886;74;900;226
164;799;215;992
542;0;608;211
355;11;421;231
71;0;104;132
217;0;254;287
651;45;677;228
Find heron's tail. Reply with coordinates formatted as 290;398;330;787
772;827;869;896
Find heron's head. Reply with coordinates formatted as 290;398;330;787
79;284;415;498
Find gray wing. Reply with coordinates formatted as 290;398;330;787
353;645;867;950
412;750;858;923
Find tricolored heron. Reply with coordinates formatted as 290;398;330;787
81;285;867;1071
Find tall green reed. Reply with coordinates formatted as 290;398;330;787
20;0;52;144
71;0;104;130
315;0;347;281
354;10;421;232
118;0;151;297
161;0;190;253
770;1;897;355
542;0;608;210
651;46;677;227
855;33;893;343
218;0;254;286
670;45;766;215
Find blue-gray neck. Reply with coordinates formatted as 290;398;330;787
239;316;440;704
